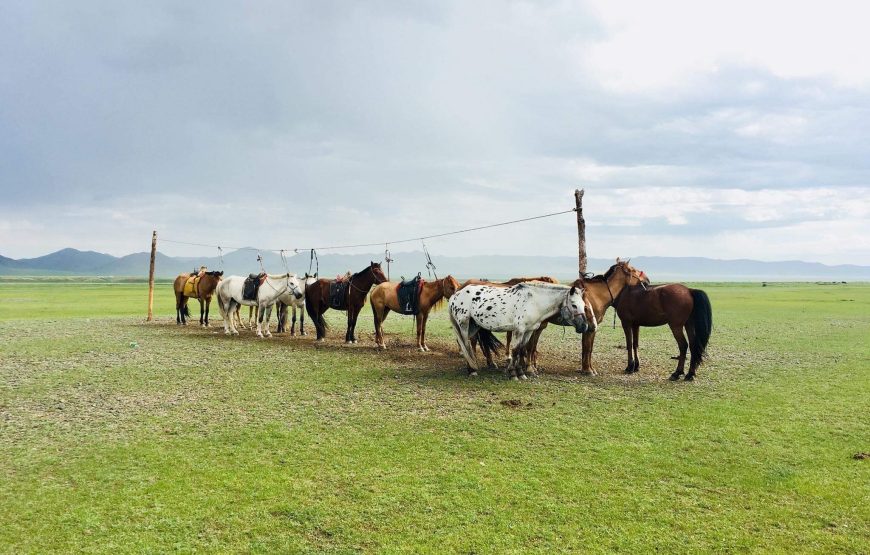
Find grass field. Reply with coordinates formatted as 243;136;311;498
1;281;868;553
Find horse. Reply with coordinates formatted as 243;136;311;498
305;262;388;343
370;275;461;351
448;281;590;380
615;283;713;381
215;273;304;337
172;270;223;326
574;259;650;375
463;276;560;369
273;274;318;335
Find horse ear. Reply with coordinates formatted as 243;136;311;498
570;286;576;295
616;257;621;263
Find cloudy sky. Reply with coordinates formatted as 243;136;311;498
1;1;869;265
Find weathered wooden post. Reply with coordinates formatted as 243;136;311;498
575;189;586;276
146;230;157;321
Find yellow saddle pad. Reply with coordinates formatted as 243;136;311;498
183;275;200;297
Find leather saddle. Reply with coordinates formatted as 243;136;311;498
243;273;266;301
396;273;423;315
329;279;349;309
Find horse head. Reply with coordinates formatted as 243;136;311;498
285;274;304;299
442;275;461;298
370;261;388;284
613;258;650;287
562;284;591;334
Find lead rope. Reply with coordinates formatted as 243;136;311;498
308;248;319;279
422;241;438;280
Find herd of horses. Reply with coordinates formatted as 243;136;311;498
172;259;713;381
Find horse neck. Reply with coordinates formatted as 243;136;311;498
523;283;568;313
351;269;377;289
421;280;444;304
584;280;617;320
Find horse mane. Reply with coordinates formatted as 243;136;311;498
514;281;569;291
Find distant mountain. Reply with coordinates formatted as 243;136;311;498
1;248;868;281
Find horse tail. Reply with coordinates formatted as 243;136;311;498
689;289;713;365
216;289;226;318
476;327;503;358
305;288;329;330
449;310;477;369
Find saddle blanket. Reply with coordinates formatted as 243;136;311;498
243;273;266;301
329;280;349;309
396;274;423;315
182;275;201;298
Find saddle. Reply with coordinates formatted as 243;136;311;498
182;274;201;298
396;273;423;315
329;279;349;309
243;273;266;301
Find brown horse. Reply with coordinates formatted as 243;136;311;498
464;276;560;369
305;262;388;343
370;275;461;351
573;259;650;375
615;283;712;381
172;270;223;326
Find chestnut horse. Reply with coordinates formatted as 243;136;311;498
574;259;650;375
172;270;223;326
370;275;461;351
305;262;388;343
615;283;712;381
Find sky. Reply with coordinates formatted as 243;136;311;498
1;0;869;265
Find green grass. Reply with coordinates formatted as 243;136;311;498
1;282;868;553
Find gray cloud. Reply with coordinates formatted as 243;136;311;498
1;1;868;263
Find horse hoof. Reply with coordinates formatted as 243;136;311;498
519;374;528;381
510;376;520;381
684;374;695;381
418;346;426;352
578;369;596;376
669;373;682;381
469;371;478;377
424;346;430;352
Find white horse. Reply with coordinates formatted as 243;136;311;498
448;281;590;379
216;273;304;337
267;274;318;335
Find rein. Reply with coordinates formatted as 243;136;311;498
347;267;377;295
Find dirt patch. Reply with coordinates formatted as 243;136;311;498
500;399;532;409
853;452;869;460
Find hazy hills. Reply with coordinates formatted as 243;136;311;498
1;248;868;281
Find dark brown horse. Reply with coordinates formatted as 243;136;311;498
615;283;712;381
305;262;388;343
370;275;461;351
172;270;223;326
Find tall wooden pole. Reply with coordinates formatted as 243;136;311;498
575;189;587;276
146;230;157;321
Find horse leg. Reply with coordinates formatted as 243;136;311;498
669;322;689;381
631;324;640;373
299;305;306;336
198;298;205;326
580;331;597;376
263;305;273;338
290;305;297;336
227;300;240;335
204;297;212;327
622;320;634;374
420;312;431;351
175;293;182;325
415;314;425;352
350;306;361;343
685;321;699;381
505;331;513;366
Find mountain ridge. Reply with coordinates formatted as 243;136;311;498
1;248;868;281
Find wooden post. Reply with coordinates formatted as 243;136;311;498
146;230;157;321
575;189;587;276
